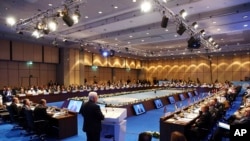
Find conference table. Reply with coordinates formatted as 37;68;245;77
159;90;226;141
16;86;156;103
47;109;78;139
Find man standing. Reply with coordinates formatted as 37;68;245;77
81;92;104;141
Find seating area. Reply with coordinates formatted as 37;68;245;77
0;84;248;141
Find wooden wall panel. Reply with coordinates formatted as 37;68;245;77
109;57;124;68
39;70;48;86
0;69;8;87
242;71;250;80
232;55;241;72
23;42;34;61
0;61;8;69
241;55;250;72
43;46;52;63
12;41;24;61
224;56;233;72
135;60;141;69
84;52;92;66
178;59;186;73
7;62;18;69
183;59;190;73
203;72;212;83
8;69;19;88
74;70;80;84
224;71;233;81
33;44;42;62
0;39;10;60
127;58;136;69
93;54;107;67
217;56;227;72
232;71;242;81
51;47;59;63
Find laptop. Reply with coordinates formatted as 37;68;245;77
218;122;230;130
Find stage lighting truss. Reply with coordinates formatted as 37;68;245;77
152;0;220;52
15;0;86;39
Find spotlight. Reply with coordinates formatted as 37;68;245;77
48;18;58;31
63;38;68;42
32;30;43;38
43;26;50;34
208;36;213;42
179;9;187;19
177;23;186;35
192;22;198;29
6;16;16;26
72;8;81;24
141;0;152;13
35;21;46;30
62;6;74;27
200;29;205;36
63;14;74;27
102;50;109;57
161;15;169;28
188;36;201;49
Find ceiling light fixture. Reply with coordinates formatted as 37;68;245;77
72;7;81;24
6;16;16;26
141;0;152;13
191;22;198;29
179;9;187;19
200;29;205;36
161;11;169;28
62;5;74;27
176;23;186;35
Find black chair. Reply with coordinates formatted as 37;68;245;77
6;105;23;130
138;132;152;141
24;109;47;141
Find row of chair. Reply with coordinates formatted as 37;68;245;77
6;105;48;141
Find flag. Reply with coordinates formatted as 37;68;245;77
163;105;167;113
175;103;178;110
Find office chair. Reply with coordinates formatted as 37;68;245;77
6;105;23;130
30;119;48;141
138;132;152;141
24;109;47;141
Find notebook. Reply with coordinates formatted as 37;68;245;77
218;122;230;130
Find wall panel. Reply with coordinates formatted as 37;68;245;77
33;44;42;62
23;42;34;61
0;39;10;60
84;52;92;66
12;41;24;61
43;46;52;63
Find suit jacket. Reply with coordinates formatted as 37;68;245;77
195;111;212;129
81;101;104;132
9;102;21;116
33;104;49;121
231;116;250;125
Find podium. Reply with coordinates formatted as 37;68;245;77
100;107;127;141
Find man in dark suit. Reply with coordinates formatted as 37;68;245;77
33;99;49;121
10;97;21;113
189;104;212;141
81;91;104;141
212;107;250;141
